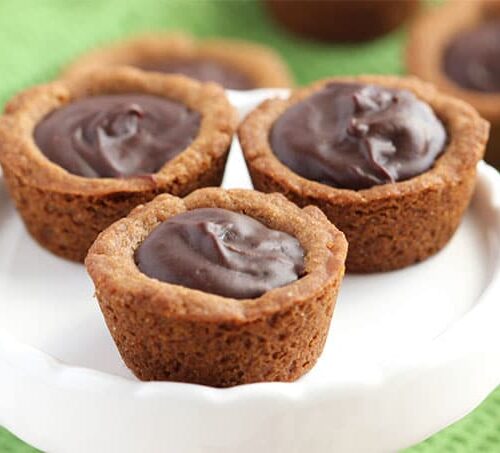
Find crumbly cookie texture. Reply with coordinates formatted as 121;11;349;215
63;32;294;89
406;0;500;167
0;66;238;261
85;188;348;387
239;75;489;272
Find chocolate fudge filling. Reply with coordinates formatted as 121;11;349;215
137;58;254;90
34;94;201;178
270;82;447;190
443;21;500;93
135;208;305;299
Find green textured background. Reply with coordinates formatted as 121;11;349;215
0;1;498;452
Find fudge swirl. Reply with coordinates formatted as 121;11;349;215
138;58;254;90
270;82;447;190
135;208;305;299
34;94;200;178
443;21;500;93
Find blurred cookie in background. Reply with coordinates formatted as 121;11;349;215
264;0;420;43
64;32;294;90
407;0;500;169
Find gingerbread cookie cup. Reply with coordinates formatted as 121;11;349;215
0;67;237;261
63;33;293;90
85;188;347;387
239;75;489;273
407;1;500;168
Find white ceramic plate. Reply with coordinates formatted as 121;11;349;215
0;90;499;453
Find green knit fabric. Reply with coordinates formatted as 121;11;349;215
0;1;497;451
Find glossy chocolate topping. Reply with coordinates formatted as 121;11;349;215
443;21;500;92
34;94;201;178
137;58;254;90
135;208;305;299
270;83;447;190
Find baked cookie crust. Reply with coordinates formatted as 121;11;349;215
0;66;237;261
239;75;489;272
63;32;294;89
85;188;347;387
